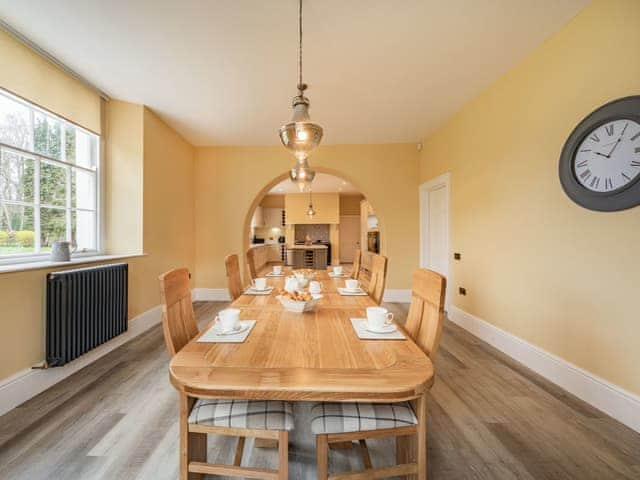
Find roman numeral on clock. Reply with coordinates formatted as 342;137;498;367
631;132;640;142
631;161;640;168
590;133;600;142
622;172;631;181
635;147;640;154
605;177;613;190
605;124;614;136
580;169;592;180
590;176;600;189
576;160;588;168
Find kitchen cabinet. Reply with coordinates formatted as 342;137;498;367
263;208;283;229
267;244;281;262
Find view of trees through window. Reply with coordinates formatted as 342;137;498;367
0;90;99;258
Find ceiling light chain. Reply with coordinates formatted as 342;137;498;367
279;0;323;192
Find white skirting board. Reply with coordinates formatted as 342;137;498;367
0;305;163;417
448;305;640;433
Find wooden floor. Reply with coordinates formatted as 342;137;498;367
1;301;639;480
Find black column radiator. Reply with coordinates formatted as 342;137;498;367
46;263;128;367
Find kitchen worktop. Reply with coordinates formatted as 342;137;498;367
286;244;328;250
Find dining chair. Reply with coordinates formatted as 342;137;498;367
311;268;446;480
350;248;362;280
159;268;293;480
366;253;388;304
225;254;244;301
246;248;258;281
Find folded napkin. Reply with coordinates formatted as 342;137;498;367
266;273;285;277
350;318;405;340
197;320;256;343
244;286;274;295
338;287;369;296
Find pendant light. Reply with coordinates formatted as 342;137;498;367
279;0;322;191
307;189;316;217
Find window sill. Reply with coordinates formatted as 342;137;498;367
0;253;147;275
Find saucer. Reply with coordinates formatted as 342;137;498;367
343;287;363;293
213;321;251;336
328;272;346;278
250;285;272;292
266;272;284;277
363;322;397;334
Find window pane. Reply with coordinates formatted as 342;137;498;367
40;161;67;207
40;207;67;251
72;210;96;251
0;150;34;203
74;129;96;169
34;112;62;160
71;168;95;210
0;203;35;255
0;94;33;150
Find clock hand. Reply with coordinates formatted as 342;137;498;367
607;123;629;157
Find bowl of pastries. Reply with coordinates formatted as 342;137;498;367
277;289;322;313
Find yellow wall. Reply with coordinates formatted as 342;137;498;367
195;144;420;289
105;100;144;255
419;0;640;395
285;193;340;224
0;29;101;133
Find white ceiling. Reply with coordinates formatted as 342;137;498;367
0;0;588;146
270;173;359;194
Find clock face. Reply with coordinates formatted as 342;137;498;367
573;119;640;193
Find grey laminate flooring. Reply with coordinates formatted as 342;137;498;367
1;301;639;479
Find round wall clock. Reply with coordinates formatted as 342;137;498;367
559;96;640;211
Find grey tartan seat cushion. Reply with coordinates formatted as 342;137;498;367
189;399;294;431
310;401;418;434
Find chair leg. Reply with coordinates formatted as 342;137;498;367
180;395;207;480
234;437;245;466
416;395;427;480
316;434;329;480
358;439;373;469
278;431;289;480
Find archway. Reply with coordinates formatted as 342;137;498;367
242;168;384;275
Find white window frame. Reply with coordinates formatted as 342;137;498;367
0;89;102;265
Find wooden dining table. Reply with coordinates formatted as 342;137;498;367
169;267;433;476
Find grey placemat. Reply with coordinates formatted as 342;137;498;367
338;287;369;296
350;318;405;340
197;320;256;343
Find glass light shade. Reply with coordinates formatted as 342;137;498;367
279;99;323;161
307;204;316;217
289;158;316;192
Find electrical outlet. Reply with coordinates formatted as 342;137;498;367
454;253;461;260
458;287;467;296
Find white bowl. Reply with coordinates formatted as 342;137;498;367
277;294;322;313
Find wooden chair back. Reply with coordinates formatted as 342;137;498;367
158;268;199;357
404;269;446;358
225;254;244;301
350;248;362;280
246;248;258;281
367;254;388;305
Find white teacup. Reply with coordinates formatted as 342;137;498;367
366;306;393;330
309;281;322;294
284;277;299;293
333;266;343;275
273;265;283;275
215;308;240;332
345;279;361;291
254;277;268;290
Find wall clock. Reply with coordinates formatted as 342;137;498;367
559;96;640;211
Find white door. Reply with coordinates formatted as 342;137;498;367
339;215;360;263
420;173;450;309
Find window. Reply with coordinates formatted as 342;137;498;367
0;89;100;261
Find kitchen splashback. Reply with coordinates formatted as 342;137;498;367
295;224;329;242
